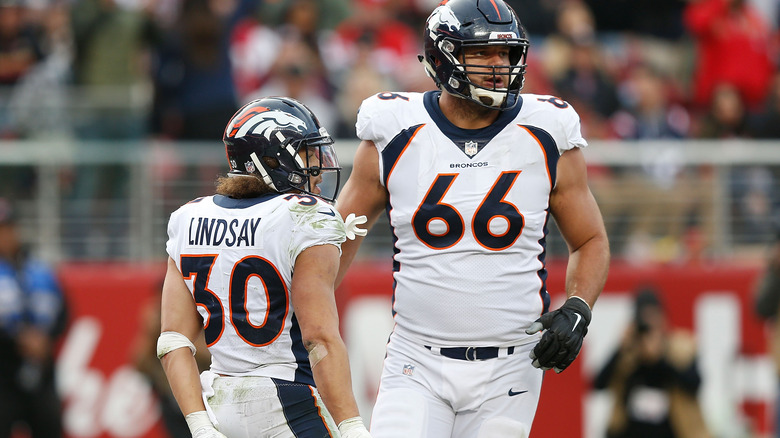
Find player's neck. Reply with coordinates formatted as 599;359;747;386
438;91;501;129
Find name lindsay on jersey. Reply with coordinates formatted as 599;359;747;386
188;217;262;247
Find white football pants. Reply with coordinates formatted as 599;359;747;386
369;331;542;438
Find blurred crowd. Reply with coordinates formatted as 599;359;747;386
0;0;779;262
1;0;779;142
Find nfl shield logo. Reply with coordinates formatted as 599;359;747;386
402;364;415;376
245;160;256;173
464;141;478;157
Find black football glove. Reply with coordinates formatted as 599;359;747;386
525;296;592;373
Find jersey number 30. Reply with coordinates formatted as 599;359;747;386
412;171;524;251
180;254;288;347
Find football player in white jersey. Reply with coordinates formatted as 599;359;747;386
335;1;610;437
158;97;372;438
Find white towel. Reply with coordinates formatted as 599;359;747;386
199;370;219;427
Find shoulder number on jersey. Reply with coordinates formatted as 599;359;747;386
536;96;569;109
377;92;409;101
284;194;318;205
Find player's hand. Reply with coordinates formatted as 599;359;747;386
185;411;227;438
525;296;591;373
338;416;372;438
344;213;368;240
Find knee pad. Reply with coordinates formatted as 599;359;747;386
370;389;427;438
477;417;528;438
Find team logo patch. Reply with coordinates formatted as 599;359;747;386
402;364;415;376
464;141;479;157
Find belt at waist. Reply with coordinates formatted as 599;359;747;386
424;345;517;361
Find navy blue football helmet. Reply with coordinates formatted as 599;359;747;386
420;0;529;110
223;97;340;202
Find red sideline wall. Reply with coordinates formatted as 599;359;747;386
55;260;769;438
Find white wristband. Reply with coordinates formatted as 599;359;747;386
185;411;213;435
338;416;371;438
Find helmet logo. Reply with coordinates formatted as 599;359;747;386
227;108;307;140
428;5;460;33
245;160;256;173
226;107;268;137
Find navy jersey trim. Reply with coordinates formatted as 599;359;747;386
422;91;523;149
272;378;334;437
520;125;560;187
536;208;551;315
389;209;399;319
381;124;425;186
289;314;314;385
213;193;279;209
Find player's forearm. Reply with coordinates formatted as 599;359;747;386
309;338;361;424
161;348;207;416
565;233;610;308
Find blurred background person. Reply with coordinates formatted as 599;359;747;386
146;0;248;141
546;0;620;139
0;198;68;438
245;39;338;133
684;0;776;113
695;82;777;245
592;287;709;438
593;63;707;263
0;0;45;139
750;72;780;139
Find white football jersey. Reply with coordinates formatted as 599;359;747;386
356;91;587;346
166;193;347;384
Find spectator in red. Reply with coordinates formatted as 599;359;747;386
684;0;776;111
323;0;423;90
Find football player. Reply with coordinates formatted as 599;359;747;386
158;97;371;438
335;0;610;437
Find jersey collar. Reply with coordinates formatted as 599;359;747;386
423;90;523;143
213;193;279;209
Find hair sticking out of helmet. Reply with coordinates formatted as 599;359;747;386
222;97;341;202
419;0;530;110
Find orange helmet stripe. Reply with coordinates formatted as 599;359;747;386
227;106;269;137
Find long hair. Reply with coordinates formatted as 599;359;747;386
215;174;274;199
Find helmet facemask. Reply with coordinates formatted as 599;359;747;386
434;36;528;110
248;128;341;203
